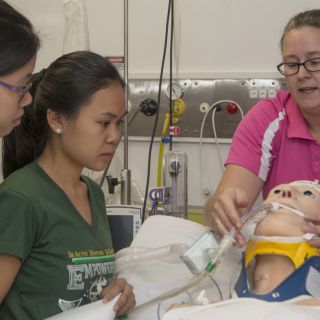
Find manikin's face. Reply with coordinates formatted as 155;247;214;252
0;55;36;136
257;182;320;236
58;83;126;171
282;26;320;116
264;183;320;217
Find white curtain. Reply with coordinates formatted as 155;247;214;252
62;0;89;53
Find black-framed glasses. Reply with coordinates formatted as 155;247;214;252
277;57;320;76
0;80;32;95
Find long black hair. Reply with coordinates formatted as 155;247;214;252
0;0;39;75
2;50;125;178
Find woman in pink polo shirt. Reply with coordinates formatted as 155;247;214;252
205;9;320;248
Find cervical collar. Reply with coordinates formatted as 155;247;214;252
234;236;320;301
245;235;319;269
233;180;320;301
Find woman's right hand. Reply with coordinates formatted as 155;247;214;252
100;277;135;316
204;187;249;246
204;164;264;246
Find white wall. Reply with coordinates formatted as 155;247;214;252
9;0;320;76
7;0;320;207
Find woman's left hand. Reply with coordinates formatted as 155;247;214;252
302;213;320;248
100;277;136;316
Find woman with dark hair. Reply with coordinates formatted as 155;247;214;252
0;0;39;136
0;51;135;319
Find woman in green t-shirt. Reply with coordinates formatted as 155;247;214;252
0;51;135;319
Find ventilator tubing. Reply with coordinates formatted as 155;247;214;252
116;244;188;274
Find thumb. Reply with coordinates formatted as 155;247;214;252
304;212;320;224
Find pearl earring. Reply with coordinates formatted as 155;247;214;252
56;128;62;134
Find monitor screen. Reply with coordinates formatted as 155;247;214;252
107;215;134;252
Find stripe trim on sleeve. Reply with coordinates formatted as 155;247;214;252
258;110;286;181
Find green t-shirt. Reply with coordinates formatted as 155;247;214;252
0;162;115;320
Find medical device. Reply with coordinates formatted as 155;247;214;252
163;151;188;218
106;205;142;252
235;231;320;300
202;200;314;274
132;201;310;316
157;99;186;187
182;203;278;275
129;203;279;316
235;255;320;302
149;151;188;218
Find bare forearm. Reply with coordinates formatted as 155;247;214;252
0;254;21;304
204;165;263;239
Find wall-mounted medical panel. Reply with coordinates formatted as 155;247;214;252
127;78;286;139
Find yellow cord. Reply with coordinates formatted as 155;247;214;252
157;112;170;187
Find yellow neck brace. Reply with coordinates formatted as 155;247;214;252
245;236;319;268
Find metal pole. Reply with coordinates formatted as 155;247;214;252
121;0;131;204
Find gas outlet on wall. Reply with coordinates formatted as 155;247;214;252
199;102;210;113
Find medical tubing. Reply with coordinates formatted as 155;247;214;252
157;291;192;320
169;0;174;151
157;112;170;187
211;101;244;174
212;107;224;173
208;274;223;301
129;273;207;316
199;100;244;195
199;103;217;195
156;302;161;320
116;244;187;261
238;202;278;226
275;203;304;217
116;244;188;273
141;0;172;223
129;239;229;315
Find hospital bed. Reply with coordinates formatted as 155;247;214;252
120;215;320;320
46;215;320;320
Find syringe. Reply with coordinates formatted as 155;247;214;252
205;202;279;274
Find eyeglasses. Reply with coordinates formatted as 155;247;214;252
0;80;32;95
277;57;320;76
